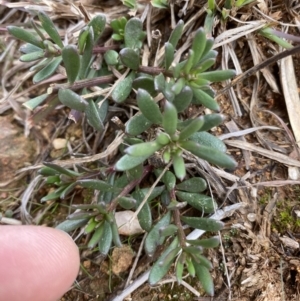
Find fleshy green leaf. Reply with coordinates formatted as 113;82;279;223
191;87;220;111
171;78;185;95
88;14;106;42
200;114;224;131
7;26;44;49
156;132;170;146
115;154;149;171
176;177;207;193
168;20;184;49
183;49;195;74
20;50;44;62
79;26;94;79
104;49;119;65
162;101;178;136
110;216;122;247
186;236;220;248
149;237;179;285
159;224;178;238
173;152;186;180
165;42;174;70
88;222;105;248
193;58;215;73
137;89;163;124
178;117;204;141
41;185;68;202
173;86;193;113
194;263;214;296
191;28;207;66
84;218;98;234
43;162;80;177
132;189;152;232
118;196;136;209
20;43;42;54
125;113;153;135
23;93;49;110
85;98;107;131
200;69;236;82
180;140;237;169
125;141;161;157
162;170;176;191
38;11;64;48
33;56;62;83
78;27;90;54
145;211;171;256
60;182;77;199
56;218;88;232
124;17;144;49
189;131;226;152
58;88;88;112
62;45;80;84
119;48;140;70
132;76;156;96
112;72;135;103
181;216;224;231
98;220;112;255
77;179;116;192
154;73;165;92
176;191;216;213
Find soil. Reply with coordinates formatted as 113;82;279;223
1;1;300;301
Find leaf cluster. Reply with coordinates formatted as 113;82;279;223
8;13;239;296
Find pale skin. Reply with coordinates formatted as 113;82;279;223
0;226;80;301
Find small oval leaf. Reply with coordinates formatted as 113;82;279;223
176;191;216;213
176;177;207;193
194;263;214;296
180;140;237;169
58;88;88;112
125;113;153;135
33;56;62;83
178;117;204;141
173;86;193;113
137;89;162;124
191;87;220;111
98;220;112;255
181;216;224;231
145;212;171;256
7;26;44;49
62;45;80;84
125;141;161;157
119;48;140;70
115;154;149;171
38;12;63;48
112;73;134;103
162;101;178;136
189;131;227;152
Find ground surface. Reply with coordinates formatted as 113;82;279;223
1;1;300;300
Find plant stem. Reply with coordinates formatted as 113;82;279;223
170;189;186;248
107;165;153;212
48;75;116;93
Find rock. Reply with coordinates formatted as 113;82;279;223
111;245;134;275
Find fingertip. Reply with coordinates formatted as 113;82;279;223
0;225;80;301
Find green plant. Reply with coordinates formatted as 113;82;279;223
8;12;238;296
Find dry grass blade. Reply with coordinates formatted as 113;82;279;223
280;51;300;148
225;139;300;167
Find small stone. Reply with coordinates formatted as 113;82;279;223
52;138;67;150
